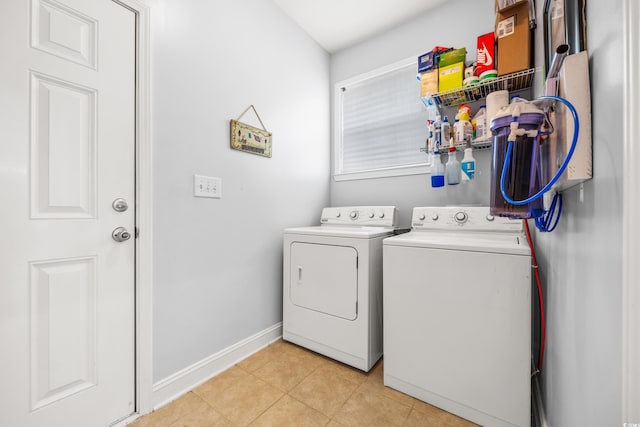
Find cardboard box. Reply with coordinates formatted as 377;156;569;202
418;51;435;73
433;48;452;68
495;0;531;75
438;48;466;68
438;62;464;92
419;70;438;97
476;32;496;75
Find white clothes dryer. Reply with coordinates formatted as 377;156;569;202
283;206;398;372
383;206;531;427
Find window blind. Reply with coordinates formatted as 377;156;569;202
338;63;427;175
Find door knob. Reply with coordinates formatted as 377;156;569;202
112;227;132;242
112;198;129;212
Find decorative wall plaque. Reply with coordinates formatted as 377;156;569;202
230;105;272;158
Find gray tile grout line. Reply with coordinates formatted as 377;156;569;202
152;341;446;427
244;344;326;426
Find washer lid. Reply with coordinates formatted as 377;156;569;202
285;225;395;239
383;231;530;256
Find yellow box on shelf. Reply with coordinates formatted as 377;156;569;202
438;62;464;92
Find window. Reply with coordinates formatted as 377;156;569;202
334;58;430;181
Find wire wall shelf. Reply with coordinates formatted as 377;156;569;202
422;68;536;109
421;137;492;154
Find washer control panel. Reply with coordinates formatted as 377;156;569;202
411;207;523;232
321;206;398;228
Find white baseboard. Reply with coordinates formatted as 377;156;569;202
151;323;282;410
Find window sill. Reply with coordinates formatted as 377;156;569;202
333;163;432;182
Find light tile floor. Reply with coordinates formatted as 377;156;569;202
130;340;478;427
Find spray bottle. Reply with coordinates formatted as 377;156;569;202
461;147;476;182
446;146;461;185
427;119;435;164
431;146;445;188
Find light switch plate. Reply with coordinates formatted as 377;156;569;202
194;175;222;198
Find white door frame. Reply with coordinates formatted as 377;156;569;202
623;0;640;423
113;0;153;417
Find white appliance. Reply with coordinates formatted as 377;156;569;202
283;206;398;372
383;206;531;427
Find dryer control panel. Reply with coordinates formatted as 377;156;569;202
321;206;398;228
411;206;523;232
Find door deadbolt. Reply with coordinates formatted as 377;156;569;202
112;227;132;242
112;198;128;212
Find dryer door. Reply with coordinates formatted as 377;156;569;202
289;242;358;320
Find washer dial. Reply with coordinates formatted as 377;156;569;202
454;211;468;224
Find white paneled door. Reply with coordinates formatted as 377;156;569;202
0;0;136;426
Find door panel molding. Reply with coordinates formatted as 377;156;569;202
31;0;98;69
30;71;97;219
30;256;98;410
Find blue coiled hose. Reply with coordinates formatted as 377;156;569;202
535;192;563;232
499;95;579;206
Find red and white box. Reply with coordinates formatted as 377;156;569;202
476;32;495;76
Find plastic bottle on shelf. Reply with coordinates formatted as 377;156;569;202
461;148;476;182
454;111;473;145
472;106;487;141
462;111;473;142
441;116;451;147
446;146;461;185
456;104;471;121
427;119;435;152
431;147;445;188
433;115;442;148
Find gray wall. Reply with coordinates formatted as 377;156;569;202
330;0;624;425
535;1;623;426
330;0;496;228
151;0;330;381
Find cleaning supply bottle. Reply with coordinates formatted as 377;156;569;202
453;117;461;144
427;119;435;154
433;115;442;148
472;106;487;141
461;147;476;182
456;104;471;120
463;111;473;141
441;116;451;147
454;111;473;145
431;147;445;188
446;146;461;185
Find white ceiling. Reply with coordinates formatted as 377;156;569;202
273;0;449;53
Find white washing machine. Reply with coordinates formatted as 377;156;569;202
283;206;398;372
383;206;531;427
